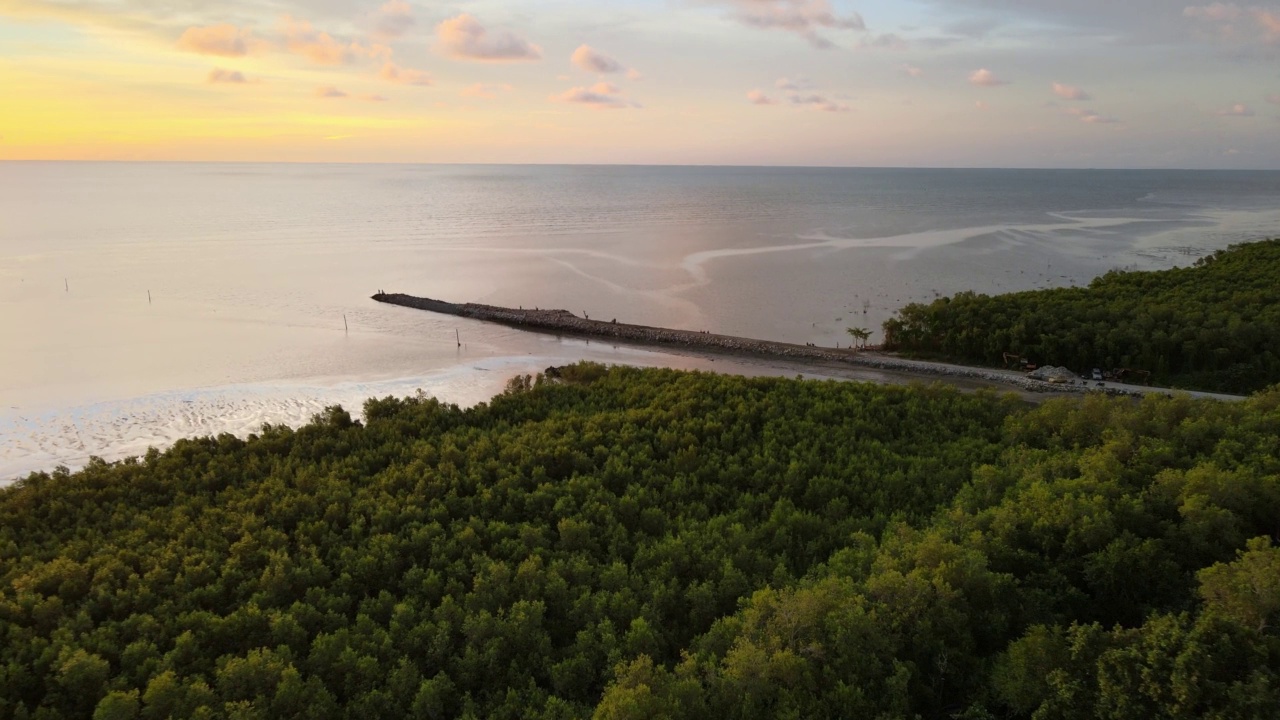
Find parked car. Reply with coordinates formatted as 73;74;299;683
1092;368;1104;381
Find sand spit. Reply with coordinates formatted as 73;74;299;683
372;292;1217;400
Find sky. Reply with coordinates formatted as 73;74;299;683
1;0;1279;167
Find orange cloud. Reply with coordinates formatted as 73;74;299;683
177;24;255;57
747;89;776;105
283;16;359;65
1216;103;1255;116
461;83;513;98
379;62;432;86
316;86;347;98
207;68;249;84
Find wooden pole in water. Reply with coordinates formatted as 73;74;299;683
344;314;348;334
148;290;152;304
456;329;461;347
64;278;68;292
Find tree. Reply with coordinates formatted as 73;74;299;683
846;327;871;349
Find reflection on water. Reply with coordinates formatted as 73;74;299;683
4;163;1280;480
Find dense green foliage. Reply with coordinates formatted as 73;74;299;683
881;239;1280;393
2;364;1279;719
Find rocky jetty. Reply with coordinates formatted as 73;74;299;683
371;292;1149;398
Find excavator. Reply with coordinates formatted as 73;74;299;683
1109;368;1152;384
1003;352;1037;371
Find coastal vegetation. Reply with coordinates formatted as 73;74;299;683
881;239;1280;393
2;365;1279;719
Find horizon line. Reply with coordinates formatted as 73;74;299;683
3;159;1279;173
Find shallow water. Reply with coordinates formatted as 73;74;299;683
4;163;1280;480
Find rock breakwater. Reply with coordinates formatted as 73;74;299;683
371;293;1149;398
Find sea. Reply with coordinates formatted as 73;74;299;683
4;163;1280;481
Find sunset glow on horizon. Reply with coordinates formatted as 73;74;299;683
2;0;1279;168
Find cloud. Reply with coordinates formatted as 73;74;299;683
571;45;624;73
1080;112;1120;124
373;0;415;40
1216;102;1256;115
968;68;1009;86
974;100;988;110
858;33;909;51
176;24;254;57
1258;9;1280;40
1267;94;1280;104
437;14;542;62
206;68;248;84
786;91;850;112
380;62;432;86
901;64;924;77
360;94;390;102
315;86;347;98
282;16;360;65
1064;107;1120;124
700;0;865;48
553;81;639;108
775;76;812;91
1052;82;1091;100
747;89;776;104
1184;4;1280;44
461;83;513;98
1184;3;1243;21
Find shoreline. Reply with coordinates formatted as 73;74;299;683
373;292;1239;401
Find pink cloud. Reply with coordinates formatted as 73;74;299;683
553;81;638;108
786;92;849;112
1080;113;1120;124
1217;103;1256;116
1257;9;1280;40
901;64;924;77
1267;94;1280;104
315;86;347;98
775;76;812;91
571;45;624;74
1184;4;1280;43
703;0;864;48
747;89;776;105
1052;82;1091;101
176;24;255;57
437;14;541;62
380;62;432;86
1183;2;1243;21
461;83;513;99
969;68;1009;87
373;0;415;40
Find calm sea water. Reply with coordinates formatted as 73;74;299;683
4;163;1280;479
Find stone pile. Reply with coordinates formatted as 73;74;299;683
372;293;1148;398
